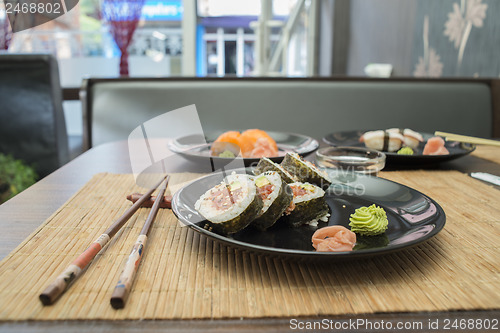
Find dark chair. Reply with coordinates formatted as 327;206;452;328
0;54;69;178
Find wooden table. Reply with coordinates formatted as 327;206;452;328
0;141;499;332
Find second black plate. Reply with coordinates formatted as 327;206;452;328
323;130;475;165
168;131;319;167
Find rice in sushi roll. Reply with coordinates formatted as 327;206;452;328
195;173;263;234
281;153;331;189
252;171;293;230
254;157;297;183
283;182;329;227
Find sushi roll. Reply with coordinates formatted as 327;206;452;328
281;153;331;189
254;157;297;183
252;171;293;230
195;173;263;234
283;182;329;227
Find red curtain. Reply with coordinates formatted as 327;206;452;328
102;0;145;76
1;14;14;50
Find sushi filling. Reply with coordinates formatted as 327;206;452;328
205;182;244;212
195;174;262;234
284;182;329;227
252;172;293;230
256;174;280;213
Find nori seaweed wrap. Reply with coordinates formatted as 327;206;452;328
251;171;293;230
253;157;297;183
281;153;331;189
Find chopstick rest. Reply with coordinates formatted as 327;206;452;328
39;175;168;306
111;176;170;309
126;192;172;208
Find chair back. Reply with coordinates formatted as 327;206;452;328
0;54;69;177
81;77;497;150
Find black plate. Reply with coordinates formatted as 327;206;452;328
168;131;319;167
171;168;446;261
323;130;475;165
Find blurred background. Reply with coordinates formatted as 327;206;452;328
3;0;499;81
0;0;498;161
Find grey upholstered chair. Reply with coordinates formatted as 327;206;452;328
80;77;496;151
0;54;69;177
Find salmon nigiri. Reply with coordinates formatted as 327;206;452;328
249;137;278;158
210;129;279;158
423;136;449;155
210;131;242;156
240;129;278;157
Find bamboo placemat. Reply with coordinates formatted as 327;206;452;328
0;171;499;321
472;145;500;165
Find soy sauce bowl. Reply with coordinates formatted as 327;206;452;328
315;146;386;176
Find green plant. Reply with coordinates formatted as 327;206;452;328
0;153;38;203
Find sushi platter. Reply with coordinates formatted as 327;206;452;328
168;130;319;167
323;130;475;165
172;157;446;260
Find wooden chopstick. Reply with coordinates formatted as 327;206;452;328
110;176;170;309
39;174;168;306
435;131;500;147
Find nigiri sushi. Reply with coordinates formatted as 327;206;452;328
386;128;423;149
210;131;242;157
360;130;405;152
240;129;278;156
249;137;278;158
210;129;278;158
